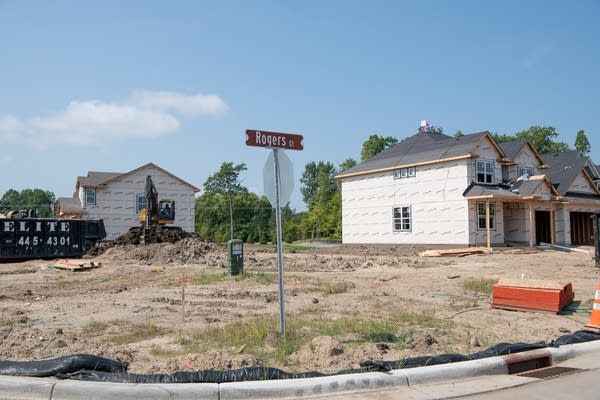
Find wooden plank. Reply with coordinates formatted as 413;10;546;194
49;261;102;272
496;278;571;291
491;304;561;314
419;247;492;257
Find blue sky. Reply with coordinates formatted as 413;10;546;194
1;0;599;210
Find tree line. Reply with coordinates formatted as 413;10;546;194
0;125;592;243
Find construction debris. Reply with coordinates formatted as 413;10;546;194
419;247;492;257
47;260;103;272
491;278;574;314
537;242;590;255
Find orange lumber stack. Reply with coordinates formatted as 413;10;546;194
491;278;574;314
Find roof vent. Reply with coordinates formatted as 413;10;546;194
418;120;443;135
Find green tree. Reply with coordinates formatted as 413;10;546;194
299;161;343;239
491;132;518;144
195;192;229;241
203;162;247;240
300;161;336;206
360;134;398;161
338;158;357;172
515;125;570;154
0;188;55;217
574;129;591;154
454;130;464;138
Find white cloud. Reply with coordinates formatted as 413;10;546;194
128;90;229;116
0;90;229;149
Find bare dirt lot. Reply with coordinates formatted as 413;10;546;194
1;239;599;375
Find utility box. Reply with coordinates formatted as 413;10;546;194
227;239;244;276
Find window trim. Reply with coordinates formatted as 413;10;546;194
393;205;412;232
476;202;496;231
85;187;96;205
475;160;494;184
136;194;147;214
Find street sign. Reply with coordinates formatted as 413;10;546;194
263;150;294;207
245;129;304;151
245;128;303;337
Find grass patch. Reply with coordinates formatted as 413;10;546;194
52;277;76;288
247;272;277;285
463;278;497;295
82;319;168;345
319;281;355;295
197;316;275;349
190;271;277;286
181;309;451;368
150;345;178;357
191;272;229;285
363;331;398;342
245;243;311;252
0;318;16;328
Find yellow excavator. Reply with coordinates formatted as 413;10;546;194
137;175;180;244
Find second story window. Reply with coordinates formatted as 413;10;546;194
393;167;416;179
85;188;96;205
476;160;494;184
517;166;534;178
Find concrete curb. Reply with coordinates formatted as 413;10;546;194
1;340;599;400
220;371;406;400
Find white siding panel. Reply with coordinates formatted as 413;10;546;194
342;162;470;244
468;200;505;245
503;202;528;244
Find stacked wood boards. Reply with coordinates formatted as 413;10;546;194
491;278;574;313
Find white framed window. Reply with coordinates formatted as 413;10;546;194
136;194;147;214
393;167;416;179
393;205;412;231
477;202;496;230
476;160;494;184
517;166;534;178
85;188;96;205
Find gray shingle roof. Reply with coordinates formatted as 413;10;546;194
75;163;200;192
498;139;528;159
55;197;83;213
462;183;522;199
338;131;496;178
463;178;551;199
77;172;122;188
541;150;589;196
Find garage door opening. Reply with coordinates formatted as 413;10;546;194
570;212;593;245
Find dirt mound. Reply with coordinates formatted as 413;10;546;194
96;236;224;265
113;225;196;246
86;225;223;265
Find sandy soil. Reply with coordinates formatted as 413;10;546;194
0;239;598;374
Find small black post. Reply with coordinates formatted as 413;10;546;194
593;213;600;268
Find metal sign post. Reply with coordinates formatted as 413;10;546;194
272;148;286;336
248;128;303;337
